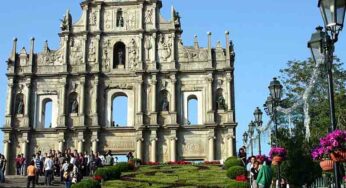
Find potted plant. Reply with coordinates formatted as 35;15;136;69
319;130;346;162
311;146;334;172
269;147;287;165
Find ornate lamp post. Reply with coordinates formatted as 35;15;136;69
242;132;248;148
264;78;283;186
248;121;255;156
253;107;263;155
308;1;346;187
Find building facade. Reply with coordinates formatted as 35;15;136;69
2;0;236;174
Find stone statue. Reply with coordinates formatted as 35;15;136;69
16;98;24;115
118;50;124;65
161;97;169;111
71;99;78;113
216;94;227;110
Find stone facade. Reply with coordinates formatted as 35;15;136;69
2;0;236;175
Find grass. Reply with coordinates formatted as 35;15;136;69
104;164;244;188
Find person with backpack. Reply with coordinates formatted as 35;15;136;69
63;164;73;188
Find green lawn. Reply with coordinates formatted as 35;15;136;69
104;164;247;188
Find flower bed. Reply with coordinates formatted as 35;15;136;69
204;161;221;165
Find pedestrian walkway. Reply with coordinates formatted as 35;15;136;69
0;175;64;188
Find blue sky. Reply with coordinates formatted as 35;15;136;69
0;0;346;156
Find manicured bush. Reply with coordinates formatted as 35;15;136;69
94;165;122;181
226;166;246;179
116;162;133;172
71;179;101;188
224;157;243;169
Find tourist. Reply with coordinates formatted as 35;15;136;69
26;160;36;188
238;147;247;166
114;156;118;165
251;161;260;188
0;154;5;183
33;153;41;185
20;153;27;176
88;151;95;176
61;160;69;183
256;160;272;188
15;154;22;175
44;155;54;186
105;150;114;166
63;164;73;188
126;152;134;161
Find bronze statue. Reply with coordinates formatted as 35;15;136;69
16;98;24;115
71;99;78;113
216;94;227;110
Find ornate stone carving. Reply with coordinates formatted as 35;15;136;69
70;38;83;65
128;39;138;70
89;10;97;26
159;34;172;61
88;40;96;62
125;10;137;30
145;8;153;24
145;35;152;61
60;10;72;31
103;40;111;69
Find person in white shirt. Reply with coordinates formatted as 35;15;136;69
44;155;54;186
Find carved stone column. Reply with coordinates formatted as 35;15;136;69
170;75;176;112
63;36;69;72
151;75;157;112
152;33;157;66
21;133;29;161
82;36;88;71
59;78;67;127
58;139;65;152
91;131;99;153
24;80;31;116
208;130;216;161
171;33;176;64
77;139;85;153
91;77;99;126
226;73;232;111
80;78;85;116
153;3;157;30
139;3;143;30
137;80;143;113
227;129;235;157
136;132;144;159
170;129;178;161
5;81;14;116
150;130;157;162
206;75;213;112
3;139;11;175
96;5;101;31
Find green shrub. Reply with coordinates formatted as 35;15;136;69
224;157;243;169
226;181;250;188
226;166;246;179
116;162;133;172
94;166;122;181
71;179;101;188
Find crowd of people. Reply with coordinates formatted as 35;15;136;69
12;149;123;188
238;147;289;188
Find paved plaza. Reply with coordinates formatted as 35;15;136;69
0;176;64;188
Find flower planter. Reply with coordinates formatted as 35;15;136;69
271;156;283;166
330;150;346;162
319;160;334;171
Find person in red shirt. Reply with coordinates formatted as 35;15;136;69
15;154;21;175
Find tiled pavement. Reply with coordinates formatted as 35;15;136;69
0;176;64;188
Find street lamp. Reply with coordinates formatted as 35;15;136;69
254;107;263;155
264;78;283;185
248;121;255;156
308;1;346;187
264;78;283;146
242;132;248;148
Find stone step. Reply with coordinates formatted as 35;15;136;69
0;175;64;188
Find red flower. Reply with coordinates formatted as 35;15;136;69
235;175;247;182
93;175;103;181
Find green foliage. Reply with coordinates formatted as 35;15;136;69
271;57;346;186
71;179;101;188
104;165;239;187
115;162;133;172
224;157;243;169
226;181;250;188
226;166;246;179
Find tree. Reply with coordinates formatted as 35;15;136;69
272;58;346;186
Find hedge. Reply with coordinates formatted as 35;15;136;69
71;179;101;188
226;181;250;188
224;157;243;169
226;166;246;179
